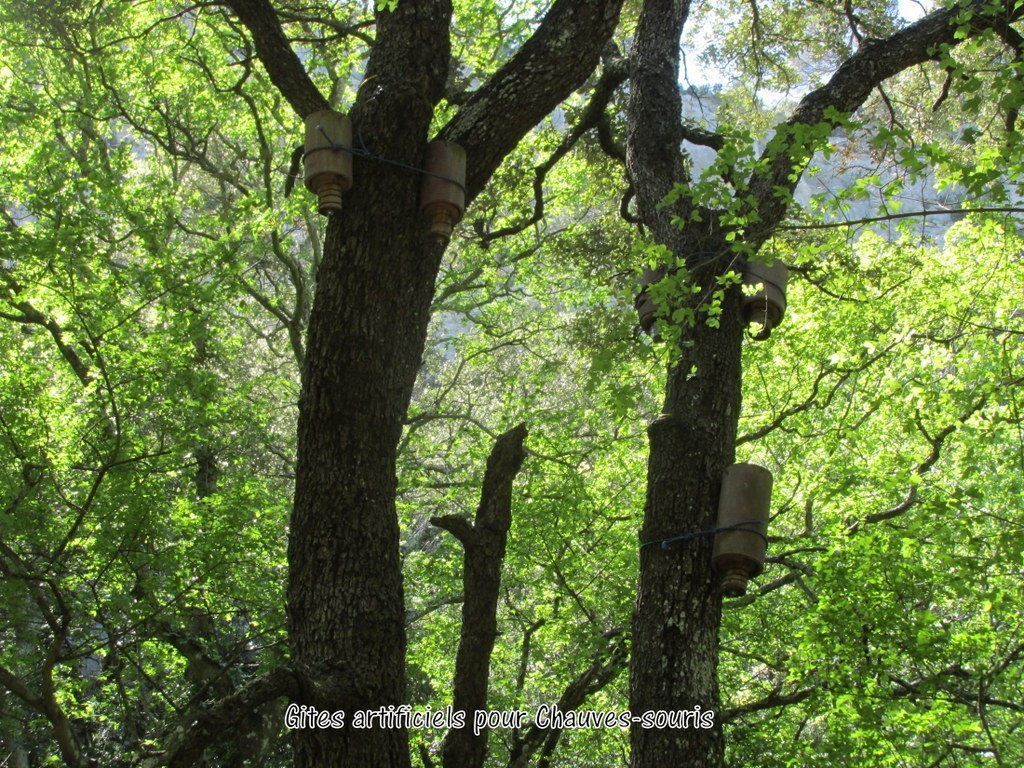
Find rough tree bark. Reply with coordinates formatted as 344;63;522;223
625;3;736;766
432;423;528;768
223;1;623;766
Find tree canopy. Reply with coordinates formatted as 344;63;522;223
1;1;1022;767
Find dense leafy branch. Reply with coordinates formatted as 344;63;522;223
851;374;1024;531
737;339;901;446
720;686;815;723
746;0;1024;246
891;672;1024;714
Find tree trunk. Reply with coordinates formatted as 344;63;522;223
285;4;452;764
288;180;447;767
280;3;627;766
219;0;623;764
629;307;743;768
625;0;740;765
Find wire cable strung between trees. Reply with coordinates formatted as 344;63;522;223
639;521;769;551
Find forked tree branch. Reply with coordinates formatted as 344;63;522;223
0;273;91;386
737;339;901;446
848;383;1017;533
432;423;528;768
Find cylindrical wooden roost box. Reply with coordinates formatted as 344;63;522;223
741;260;788;339
635;265;666;335
303;110;353;215
420;141;466;242
713;463;772;598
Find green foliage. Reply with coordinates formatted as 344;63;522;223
724;217;1024;766
0;2;299;762
2;0;1024;766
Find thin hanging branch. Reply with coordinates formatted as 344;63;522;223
777;205;1024;231
478;55;628;247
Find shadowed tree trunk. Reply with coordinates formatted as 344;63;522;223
224;1;624;765
625;5;738;763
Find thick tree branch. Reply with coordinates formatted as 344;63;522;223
720;686;815;723
222;0;330;117
0;665;43;710
597;114;627;163
747;0;1024;247
1;652;94;768
436;423;528;768
431;514;475;546
0;273;91;386
141;665;300;768
681;123;726;151
440;0;625;202
479;55;629;246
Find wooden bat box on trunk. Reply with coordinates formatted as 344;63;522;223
713;463;772;598
304;109;353;216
